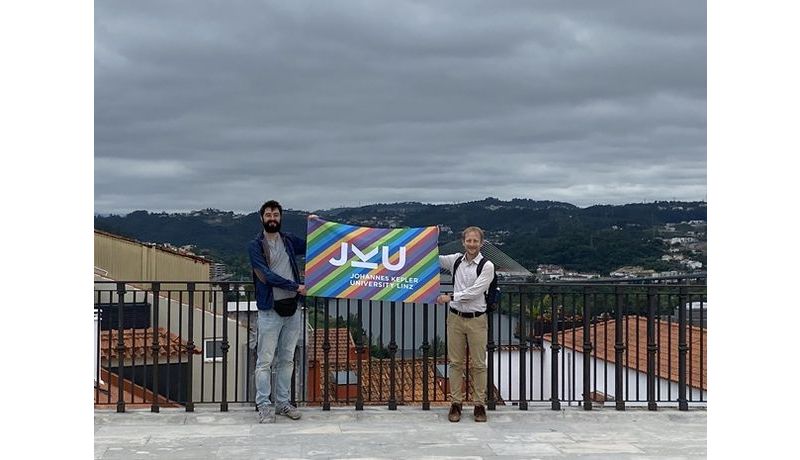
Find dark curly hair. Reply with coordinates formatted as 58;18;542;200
259;200;282;217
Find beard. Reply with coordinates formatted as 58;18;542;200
263;220;281;233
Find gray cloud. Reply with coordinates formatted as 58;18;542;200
95;0;706;214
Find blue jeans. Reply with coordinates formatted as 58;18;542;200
255;307;302;408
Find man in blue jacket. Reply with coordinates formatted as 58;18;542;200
248;200;311;423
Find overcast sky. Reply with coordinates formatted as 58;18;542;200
95;0;706;215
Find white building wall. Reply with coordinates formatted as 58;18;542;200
95;279;252;403
491;342;706;405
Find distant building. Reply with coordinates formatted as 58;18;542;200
95;229;211;283
95;230;251;409
210;263;231;281
490;316;707;404
537;264;565;280
559;272;600;281
659;301;707;328
439;239;533;281
682;260;703;270
542;317;706;403
610;266;657;278
669;237;697;245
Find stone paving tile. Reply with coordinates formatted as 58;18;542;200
94;412;188;426
633;442;707;456
98;424;249;439
556;442;646;454
487;442;562;456
304;441;496;459
101;445;221;459
553;456;702;460
404;457;484;460
214;444;304;459
499;432;576;443
565;431;657;443
95;406;706;459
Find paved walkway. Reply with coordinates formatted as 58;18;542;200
95;404;706;459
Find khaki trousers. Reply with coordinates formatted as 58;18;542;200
446;311;487;405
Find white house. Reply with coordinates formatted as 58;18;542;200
95;275;254;406
490;316;706;406
669;237;698;245
682;260;703;270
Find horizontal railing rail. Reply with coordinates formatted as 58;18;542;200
94;276;706;413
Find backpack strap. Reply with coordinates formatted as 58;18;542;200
453;255;488;279
452;255;464;276
476;258;488;277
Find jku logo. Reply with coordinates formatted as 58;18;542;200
329;243;407;271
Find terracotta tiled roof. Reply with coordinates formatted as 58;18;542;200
544;316;706;390
313;359;444;405
314;358;502;406
361;359;444;404
100;327;200;361
306;328;503;405
308;328;357;364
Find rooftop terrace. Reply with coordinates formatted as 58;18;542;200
94;405;706;459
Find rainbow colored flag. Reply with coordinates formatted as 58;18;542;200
305;218;440;303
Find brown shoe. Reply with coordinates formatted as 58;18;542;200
448;403;462;422
474;404;487;422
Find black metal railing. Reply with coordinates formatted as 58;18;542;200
94;276;706;413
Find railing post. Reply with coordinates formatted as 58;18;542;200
582;288;593;411
322;298;331;411
550;287;561;411
94;307;100;391
614;285;626;411
421;302;430;410
388;301;398;410
116;282;126;413
150;282;161;413
647;287;658;411
220;283;230;412
518;292;528;410
678;285;689;411
486;297;496;410
356;299;364;411
185;282;195;412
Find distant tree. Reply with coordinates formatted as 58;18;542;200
419;336;446;358
94;200;705;278
370;335;390;359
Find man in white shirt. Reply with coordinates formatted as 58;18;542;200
437;226;494;422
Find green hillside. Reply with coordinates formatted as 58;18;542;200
94;198;706;279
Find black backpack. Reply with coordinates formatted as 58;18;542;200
453;255;500;312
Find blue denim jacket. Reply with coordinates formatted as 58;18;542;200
247;231;307;311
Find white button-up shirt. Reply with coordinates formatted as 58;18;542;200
439;252;495;313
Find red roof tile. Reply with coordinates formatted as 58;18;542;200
100;328;200;361
306;328;503;405
308;328;357;365
544;316;706;390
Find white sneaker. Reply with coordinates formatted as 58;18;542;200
257;405;276;423
276;404;301;420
